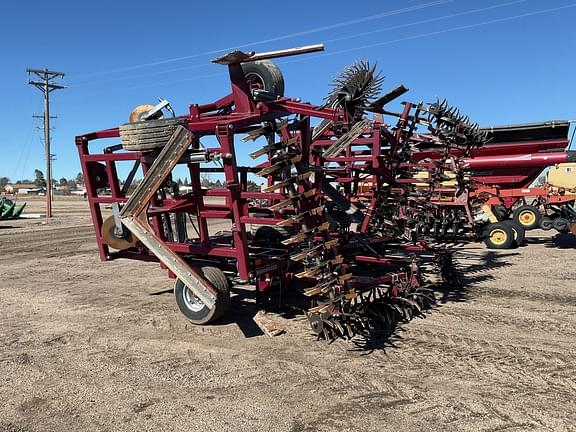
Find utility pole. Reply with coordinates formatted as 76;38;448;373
33;114;57;206
27;68;65;222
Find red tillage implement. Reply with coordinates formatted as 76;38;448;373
77;46;501;340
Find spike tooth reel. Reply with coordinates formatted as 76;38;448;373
325;60;384;121
308;62;486;341
256;115;356;340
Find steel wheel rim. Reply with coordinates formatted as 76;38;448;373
183;287;205;312
245;72;265;90
519;210;536;226
490;228;507;245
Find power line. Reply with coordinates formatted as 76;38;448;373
60;72;223;101
12;115;37;180
278;3;576;65
323;0;527;45
64;3;575;100
71;0;520;89
71;0;454;80
71;62;213;88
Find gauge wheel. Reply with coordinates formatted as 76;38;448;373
539;217;553;231
483;222;515;249
513;205;541;230
174;266;230;325
552;217;569;232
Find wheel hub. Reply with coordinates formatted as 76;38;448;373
245;73;265;90
490;229;507;245
519;210;535;226
183;287;206;312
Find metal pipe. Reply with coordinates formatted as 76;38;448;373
462;151;576;169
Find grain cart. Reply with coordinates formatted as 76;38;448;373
77;45;475;340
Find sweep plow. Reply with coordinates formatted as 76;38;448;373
77;45;538;341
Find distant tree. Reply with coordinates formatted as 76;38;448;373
59;177;68;186
246;180;261;192
75;172;84;186
34;169;46;187
177;178;183;186
200;174;210;187
127;179;142;194
0;177;9;189
183;177;190;186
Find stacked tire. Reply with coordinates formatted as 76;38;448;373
119;118;189;151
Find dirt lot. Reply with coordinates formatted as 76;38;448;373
1;197;576;432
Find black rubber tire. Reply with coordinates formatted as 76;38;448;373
174;266;230;325
503;220;525;246
241;60;285;97
119;118;189;151
539;217;553;230
512;205;541;230
251;225;291;247
492;204;508;221
552;217;570;232
483;222;515;249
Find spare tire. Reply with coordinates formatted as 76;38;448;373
241;60;285;97
119;117;189;151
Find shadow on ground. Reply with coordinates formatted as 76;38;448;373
526;232;576;249
146;245;520;350
149;282;310;339
434;250;518;304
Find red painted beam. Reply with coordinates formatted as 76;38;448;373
463;151;575;169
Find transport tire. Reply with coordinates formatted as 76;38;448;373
174;266;230;325
512;205;541;230
119;118;189;151
552;217;569;232
483;222;515;249
539;217;553;231
503;220;525;246
241;60;285;97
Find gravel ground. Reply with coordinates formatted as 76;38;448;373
1;197;576;432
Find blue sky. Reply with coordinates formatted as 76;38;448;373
1;0;575;182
